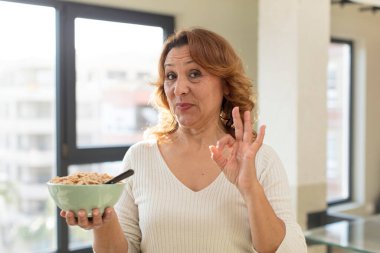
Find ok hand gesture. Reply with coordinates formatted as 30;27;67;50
209;107;265;198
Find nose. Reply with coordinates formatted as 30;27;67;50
173;75;190;96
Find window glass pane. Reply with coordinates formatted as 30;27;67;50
75;18;162;147
326;42;351;203
68;161;123;250
0;2;56;252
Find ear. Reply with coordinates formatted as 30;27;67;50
222;80;230;96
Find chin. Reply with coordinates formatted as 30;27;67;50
178;122;195;128
177;118;197;128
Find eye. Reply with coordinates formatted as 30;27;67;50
165;71;177;80
189;69;201;79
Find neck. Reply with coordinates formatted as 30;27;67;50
171;119;226;150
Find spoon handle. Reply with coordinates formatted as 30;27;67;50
105;169;134;184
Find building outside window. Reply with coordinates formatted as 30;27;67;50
75;18;163;147
0;2;56;252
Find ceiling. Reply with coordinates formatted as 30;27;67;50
332;0;380;12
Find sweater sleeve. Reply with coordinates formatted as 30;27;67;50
115;149;141;253
256;145;307;253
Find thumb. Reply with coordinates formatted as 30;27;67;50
209;145;227;169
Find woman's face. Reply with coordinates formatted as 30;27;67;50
163;45;225;130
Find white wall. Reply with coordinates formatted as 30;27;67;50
331;4;380;214
258;0;330;228
64;0;258;84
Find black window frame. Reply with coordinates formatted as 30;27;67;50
327;38;354;206
1;0;174;252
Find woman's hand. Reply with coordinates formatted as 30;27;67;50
209;106;265;197
60;207;114;230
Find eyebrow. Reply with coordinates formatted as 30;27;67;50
164;60;195;68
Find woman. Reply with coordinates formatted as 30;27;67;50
62;27;307;253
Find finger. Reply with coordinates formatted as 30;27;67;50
242;111;253;143
102;207;114;223
66;211;77;226
216;134;235;150
60;210;66;218
77;209;89;227
92;208;102;228
209;145;228;169
230;141;239;158
254;125;266;147
232;107;243;141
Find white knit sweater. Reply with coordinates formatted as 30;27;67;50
115;139;307;253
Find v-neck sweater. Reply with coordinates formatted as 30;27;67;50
115;139;307;253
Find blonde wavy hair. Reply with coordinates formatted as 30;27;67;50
145;27;257;140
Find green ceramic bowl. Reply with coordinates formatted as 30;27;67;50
47;182;126;217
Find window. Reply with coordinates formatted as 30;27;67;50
0;3;56;253
0;1;174;253
18;101;52;119
75;18;163;147
326;39;353;205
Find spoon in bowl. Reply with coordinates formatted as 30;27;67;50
104;169;134;184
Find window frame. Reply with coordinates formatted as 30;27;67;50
327;38;354;206
57;1;174;165
1;0;174;252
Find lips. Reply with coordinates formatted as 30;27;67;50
175;103;193;111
